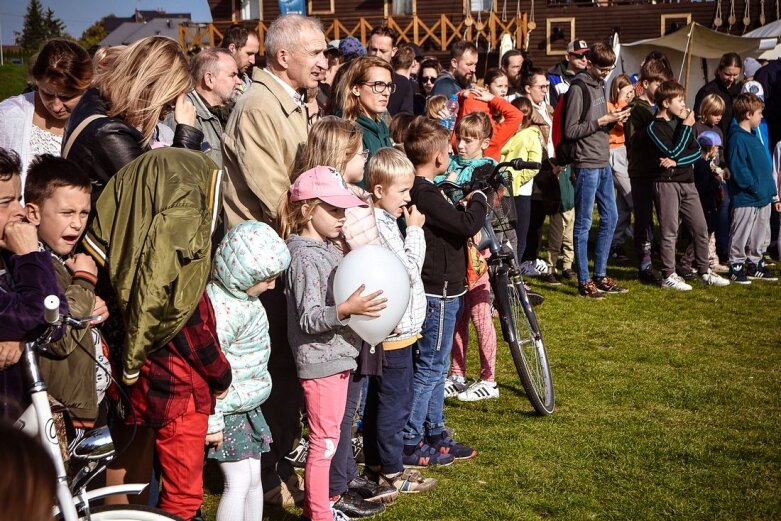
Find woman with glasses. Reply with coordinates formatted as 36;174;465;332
336;56;395;184
414;58;442;115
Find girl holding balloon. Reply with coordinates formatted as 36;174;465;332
280;166;387;521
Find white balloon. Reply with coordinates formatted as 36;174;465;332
333;245;411;346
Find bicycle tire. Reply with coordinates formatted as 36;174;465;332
83;504;184;521
498;272;555;415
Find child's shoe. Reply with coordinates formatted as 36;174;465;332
519;260;542;276
443;374;467;398
638;266;664;285
661;273;692;291
457;379;499;402
426;432;477;460
747;261;778;281
561;268;577;281
712;263;730;274
729;263;752;285
285;437;308;468
593;276;629;294
366;468;437;494
331;490;385;518
402;440;455;468
700;269;730;287
348;475;399;503
578;280;605;299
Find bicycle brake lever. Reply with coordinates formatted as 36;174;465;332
63;316;101;329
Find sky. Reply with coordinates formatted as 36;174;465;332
0;0;213;45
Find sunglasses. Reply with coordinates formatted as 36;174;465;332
422;76;437;84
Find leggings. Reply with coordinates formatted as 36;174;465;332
450;272;497;382
216;458;263;521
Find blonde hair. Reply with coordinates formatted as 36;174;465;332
92;45;126;76
93;36;192;146
698;93;726;120
425;95;447;120
337;56;394;121
278;193;321;239
366;147;415;190
294;116;363;178
456;111;492;140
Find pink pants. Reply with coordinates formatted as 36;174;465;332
451;272;497;382
300;371;350;521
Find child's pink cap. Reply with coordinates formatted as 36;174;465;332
291;166;368;209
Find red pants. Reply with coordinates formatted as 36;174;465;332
451;273;497;381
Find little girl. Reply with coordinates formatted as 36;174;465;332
205;220;291;521
608;74;634;260
281;166;387;521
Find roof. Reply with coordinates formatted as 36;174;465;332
104;10;192;33
100;18;190;46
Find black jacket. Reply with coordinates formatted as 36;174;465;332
63;88;204;202
410;176;487;297
647;117;700;182
388;72;414;116
693;77;742;140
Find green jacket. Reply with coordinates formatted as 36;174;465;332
83;148;223;385
356;114;392;186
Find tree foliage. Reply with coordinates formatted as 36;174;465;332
80;19;107;49
15;0;68;51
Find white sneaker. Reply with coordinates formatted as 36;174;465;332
443;375;467;398
533;258;550;275
701;269;730;287
457;380;499;402
331;507;352;521
519;260;541;277
662;273;692;291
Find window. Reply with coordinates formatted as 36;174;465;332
470;0;493;10
308;0;335;15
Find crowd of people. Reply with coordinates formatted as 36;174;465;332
0;11;779;521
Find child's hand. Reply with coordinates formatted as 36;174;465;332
205;431;224;450
721;167;731;180
660;157;677;168
468;86;494;103
775;202;781;213
90;296;109;326
3;221;39;255
404;205;426;228
446;171;458;182
682;108;696;126
0;341;23;369
65;253;97;276
338;284;387;320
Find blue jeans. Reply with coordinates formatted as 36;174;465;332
402;295;463;446
573;167;618;284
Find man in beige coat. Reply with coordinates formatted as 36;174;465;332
221;13;327;508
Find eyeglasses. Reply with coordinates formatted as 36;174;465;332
531;83;550;90
356;149;369;159
421;76;437;84
360;81;397;94
597;65;616;74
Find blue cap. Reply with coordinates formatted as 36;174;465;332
339;36;366;62
697;130;722;147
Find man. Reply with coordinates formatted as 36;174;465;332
431;40;478;99
547;39;589;108
367;25;414;115
221;24;260;93
501;49;524;101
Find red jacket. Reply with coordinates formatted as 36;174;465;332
455;93;524;161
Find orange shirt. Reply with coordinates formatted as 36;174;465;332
608;100;627;149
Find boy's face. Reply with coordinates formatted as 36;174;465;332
643;80;661;101
747;108;763;129
664;95;687;118
26;186;91;256
0;176;26;250
588;61;615;81
456;135;489;160
372;175;414;218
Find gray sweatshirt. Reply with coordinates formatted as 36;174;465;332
285;235;360;379
563;71;610;168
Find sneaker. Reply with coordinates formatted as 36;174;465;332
443;375;467;398
519;260;541;277
638;266;664;285
578;280;605;300
526;290;545;307
366;468;437;494
700;269;730;287
593;276;629;294
561;268;577;281
676;264;697;280
457;380;499;402
331;507;353;521
402;440;455;468
747;262;778;281
533;258;550;275
712;263;730;274
352;435;364;464
729;263;752;285
348;475;399;503
426;432;477;460
286;437;308;468
331;490;385;518
541;272;562;285
662;273;692;291
609;246;629;261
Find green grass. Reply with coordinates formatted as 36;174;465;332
202;259;781;520
0;63;31;100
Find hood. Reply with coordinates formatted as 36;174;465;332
285;234;330;255
212;221;291;300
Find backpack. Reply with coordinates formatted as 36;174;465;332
551;79;591;166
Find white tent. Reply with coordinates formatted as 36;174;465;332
745;20;781;59
616;22;777;105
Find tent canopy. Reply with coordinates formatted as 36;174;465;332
745;19;781;58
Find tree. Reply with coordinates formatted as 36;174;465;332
80;19;107;49
15;0;68;51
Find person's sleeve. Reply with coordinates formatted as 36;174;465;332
402;226;427;279
90;125;146;188
414;184;488;237
172;123;204;150
488;96;523;154
45;274;96;358
773;142;781;201
398;78;414;115
289;254;343;335
727;139;758;194
563;83;599;140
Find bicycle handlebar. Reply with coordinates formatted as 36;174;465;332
438;158;542;201
44;295;60;325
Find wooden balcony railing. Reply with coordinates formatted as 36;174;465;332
179;12;530;54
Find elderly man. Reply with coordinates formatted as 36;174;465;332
221;25;260;92
367;25;414;115
431;40;478;98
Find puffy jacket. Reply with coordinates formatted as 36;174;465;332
63;88;203;203
206;221;291;434
82;148;223;385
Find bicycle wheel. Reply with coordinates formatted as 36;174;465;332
501;273;555;415
84;504;183;521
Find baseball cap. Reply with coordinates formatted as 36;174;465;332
339;36;366;62
567;40;589;55
291;166;368;209
742;80;765;101
696;130;722;148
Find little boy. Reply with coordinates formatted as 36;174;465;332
401;117;487;466
362;147;436;494
646;81;730;290
726;92;779;283
24;154;109;428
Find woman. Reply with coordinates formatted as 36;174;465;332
63;36;202;202
336;55;394;183
694;52;743;141
0;39;92;183
414;58;441;115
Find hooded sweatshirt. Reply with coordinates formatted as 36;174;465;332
563;72;610;169
207;221;291;434
727;121;777;207
285;235;361;379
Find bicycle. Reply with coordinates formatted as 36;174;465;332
13;295;181;521
438;159;555;415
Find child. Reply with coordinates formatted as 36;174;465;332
24;154;110;429
646;81;730;290
281;165;386;521
726;92;779;283
205;221;291;521
363;147;437;492
402;116;488;464
608;74;634;260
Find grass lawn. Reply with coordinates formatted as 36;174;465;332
202;256;781;520
0;64;30;100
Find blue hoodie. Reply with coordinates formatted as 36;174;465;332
726;121;777;208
